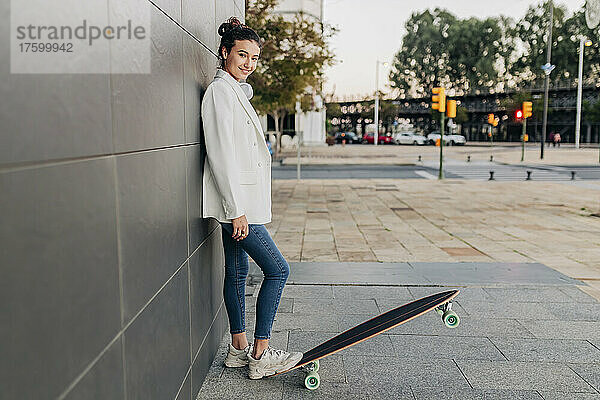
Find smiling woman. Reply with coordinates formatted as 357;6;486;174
217;17;261;78
200;16;303;382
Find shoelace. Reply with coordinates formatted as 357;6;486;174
265;346;287;359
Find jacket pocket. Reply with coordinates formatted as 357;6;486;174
239;170;257;185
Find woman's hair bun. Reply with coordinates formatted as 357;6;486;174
218;17;243;37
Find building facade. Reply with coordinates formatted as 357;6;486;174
1;1;243;399
272;0;327;146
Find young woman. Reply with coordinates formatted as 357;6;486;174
201;17;302;380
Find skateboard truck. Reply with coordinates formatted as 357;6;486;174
435;301;460;328
301;361;320;390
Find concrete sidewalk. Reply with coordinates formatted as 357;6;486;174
197;146;600;398
197;262;600;399
269;179;600;300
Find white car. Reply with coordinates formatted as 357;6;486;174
427;132;467;146
393;132;426;145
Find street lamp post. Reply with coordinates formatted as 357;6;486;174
540;1;554;159
374;60;388;146
576;38;593;149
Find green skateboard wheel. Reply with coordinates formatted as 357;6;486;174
443;310;460;328
305;371;320;390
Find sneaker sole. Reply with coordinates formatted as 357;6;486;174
248;354;302;379
224;357;249;368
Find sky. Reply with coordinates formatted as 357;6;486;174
322;0;586;100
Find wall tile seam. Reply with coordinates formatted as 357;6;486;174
172;358;193;400
191;301;226;369
57;248;197;399
175;303;226;400
188;223;221;260
0;144;202;173
56;326;124;400
58;226;223;400
146;0;217;58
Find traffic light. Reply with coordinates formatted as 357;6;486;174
487;113;495;124
523;101;532;118
446;100;456;118
431;87;445;112
493;117;499;127
516;110;523;120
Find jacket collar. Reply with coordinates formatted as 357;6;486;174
214;69;263;135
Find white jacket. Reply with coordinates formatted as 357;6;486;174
201;69;272;224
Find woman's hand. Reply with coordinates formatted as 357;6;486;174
231;215;249;241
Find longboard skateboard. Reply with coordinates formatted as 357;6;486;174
272;289;460;390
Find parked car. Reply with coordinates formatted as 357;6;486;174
393;131;426;145
427;131;467;146
334;131;361;144
362;132;394;144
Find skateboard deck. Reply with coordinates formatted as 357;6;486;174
273;289;460;390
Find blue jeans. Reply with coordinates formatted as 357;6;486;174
220;223;290;340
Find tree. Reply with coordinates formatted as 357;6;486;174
389;9;511;96
245;0;336;154
389;9;457;97
446;17;505;92
584;100;600;123
455;106;468;124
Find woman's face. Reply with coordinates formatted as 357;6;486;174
222;39;260;82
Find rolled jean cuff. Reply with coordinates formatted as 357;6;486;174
253;334;270;340
230;329;246;335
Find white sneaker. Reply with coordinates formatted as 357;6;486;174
224;344;251;368
248;346;303;379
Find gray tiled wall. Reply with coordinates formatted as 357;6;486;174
0;1;244;399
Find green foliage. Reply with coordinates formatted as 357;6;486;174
584;100;600;123
389;9;457;96
455;106;469;124
389;1;600;94
245;0;336;130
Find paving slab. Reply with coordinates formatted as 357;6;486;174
539;393;600;400
544;302;600;322
196;379;283;400
412;388;544;400
283;262;428;285
198;261;600;399
457;301;554;320
483;287;580;303
389;335;506;361
568;363;600;393
408;262;581;286
489;338;600;363
457;361;597;392
245;297;293;314
292;298;379;315
517;319;600;340
332;285;414;300
410;287;494;303
252;261;585;287
343;356;471;389
281;284;334;299
282;382;415;399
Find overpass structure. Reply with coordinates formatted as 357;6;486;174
328;82;600;144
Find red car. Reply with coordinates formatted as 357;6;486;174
362;132;394;144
